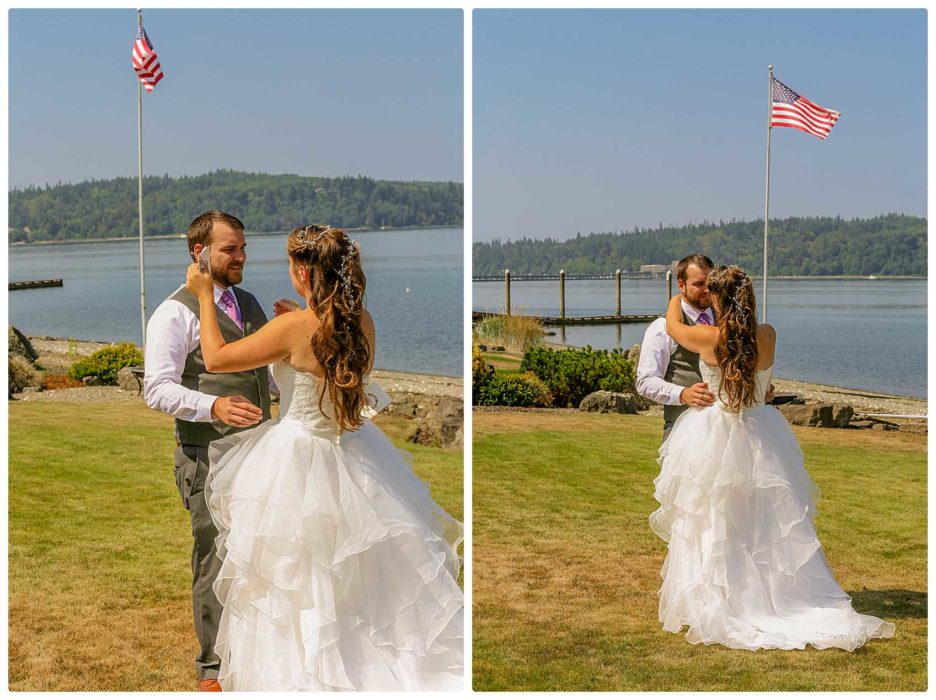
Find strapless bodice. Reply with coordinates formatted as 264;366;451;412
271;360;341;437
699;362;773;413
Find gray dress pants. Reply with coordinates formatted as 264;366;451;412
174;445;222;681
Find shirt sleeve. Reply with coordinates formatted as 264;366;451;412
143;300;219;422
635;318;685;406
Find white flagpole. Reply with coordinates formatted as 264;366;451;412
762;65;773;323
137;8;147;346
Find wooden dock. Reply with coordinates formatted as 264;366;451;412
473;311;657;326
9;278;63;291
472;272;656;282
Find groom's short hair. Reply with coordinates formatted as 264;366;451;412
187;210;245;260
675;253;714;281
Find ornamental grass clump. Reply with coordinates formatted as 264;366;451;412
473;314;543;353
9;355;38;396
68;343;144;385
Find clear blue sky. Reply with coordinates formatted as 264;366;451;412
474;9;926;241
9;9;463;189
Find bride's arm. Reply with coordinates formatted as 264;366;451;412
665;294;717;354
185;263;294;373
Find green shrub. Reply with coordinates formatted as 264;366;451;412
476;372;553;408
68;343;143;385
9;355;38;396
472;346;496;405
520;345;635;407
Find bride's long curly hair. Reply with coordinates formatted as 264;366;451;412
287;225;369;433
707;265;759;412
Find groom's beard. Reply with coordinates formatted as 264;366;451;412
684;291;711;310
212;266;243;287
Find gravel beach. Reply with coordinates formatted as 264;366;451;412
14;337;462;403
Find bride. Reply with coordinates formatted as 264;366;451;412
649;264;895;651
184;225;463;690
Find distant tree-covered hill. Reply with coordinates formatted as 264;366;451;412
473;215;926;277
8;170;463;242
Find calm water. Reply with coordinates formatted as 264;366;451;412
10;228;463;377
474;278;927;398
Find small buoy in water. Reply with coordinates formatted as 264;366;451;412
404;287;411;293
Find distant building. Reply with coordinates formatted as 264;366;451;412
640;264;669;278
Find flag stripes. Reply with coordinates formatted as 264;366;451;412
770;77;839;140
132;24;164;93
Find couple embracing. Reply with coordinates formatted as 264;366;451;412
143;211;463;691
636;254;895;651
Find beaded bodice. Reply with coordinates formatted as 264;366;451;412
271;360;340;437
700;362;774;413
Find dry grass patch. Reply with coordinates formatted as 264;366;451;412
10;401;462;691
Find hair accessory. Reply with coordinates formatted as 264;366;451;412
732;271;752;325
296;225;329;250
338;239;362;308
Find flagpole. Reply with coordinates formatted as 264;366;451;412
762;64;773;323
137;8;147;346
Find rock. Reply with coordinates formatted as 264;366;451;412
830;404;854;428
476;344;488;352
9;326;38;363
385;394;421;420
411;397;463;448
117;366;143;394
625;344;641;364
778;402;854;428
82;376;104;386
493;346;506;352
579;390;649;414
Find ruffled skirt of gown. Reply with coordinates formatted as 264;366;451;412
649;404;895;651
205;418;464;690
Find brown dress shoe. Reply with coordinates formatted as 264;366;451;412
197;679;222;692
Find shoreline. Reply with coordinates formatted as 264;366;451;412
9;224;463;248
19;336;462;399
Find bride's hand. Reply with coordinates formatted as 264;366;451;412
186;263;214;300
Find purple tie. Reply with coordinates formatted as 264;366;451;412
697;311;712;326
219;289;243;330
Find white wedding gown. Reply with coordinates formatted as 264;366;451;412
649;362;895;651
204;360;464;690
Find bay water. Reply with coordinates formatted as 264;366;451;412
10;228;463;377
473;277;927;398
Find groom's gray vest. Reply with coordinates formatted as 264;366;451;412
170;286;272;447
662;310;702;426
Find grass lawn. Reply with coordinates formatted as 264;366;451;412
481;350;523;374
472;411;926;691
9;401;463;691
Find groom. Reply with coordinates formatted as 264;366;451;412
143;210;272;691
635;253;716;439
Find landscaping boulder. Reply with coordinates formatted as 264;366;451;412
579;390;650;415
118;366;143;394
8;325;38;363
385;394;421;420
411;397;463;448
82;375;105;387
778;402;853;428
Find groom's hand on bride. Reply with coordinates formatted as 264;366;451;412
681;382;715;408
273;298;302;316
212;395;263;427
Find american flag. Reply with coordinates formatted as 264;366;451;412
771;77;840;140
132;24;164;93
